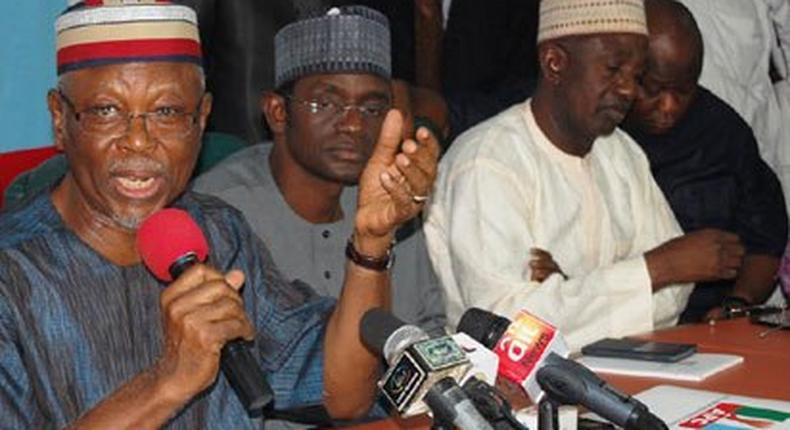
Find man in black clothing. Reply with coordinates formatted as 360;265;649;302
624;0;788;322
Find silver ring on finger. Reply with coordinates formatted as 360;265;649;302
411;194;428;203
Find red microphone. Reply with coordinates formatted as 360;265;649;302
137;208;273;415
457;308;569;402
137;208;209;282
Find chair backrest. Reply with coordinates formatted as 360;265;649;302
0;146;60;210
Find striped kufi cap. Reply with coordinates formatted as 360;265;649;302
274;6;391;88
56;0;201;76
538;0;648;43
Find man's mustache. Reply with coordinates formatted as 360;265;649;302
109;158;166;175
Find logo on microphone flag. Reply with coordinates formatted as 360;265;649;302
493;310;569;401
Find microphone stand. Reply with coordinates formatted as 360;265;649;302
537;398;559;430
430;417;456;430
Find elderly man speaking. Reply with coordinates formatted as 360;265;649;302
0;1;439;428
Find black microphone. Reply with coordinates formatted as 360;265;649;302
461;378;529;430
458;307;668;430
536;353;668;430
137;208;274;415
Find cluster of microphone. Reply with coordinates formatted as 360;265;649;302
361;307;669;430
137;207;668;428
361;308;504;429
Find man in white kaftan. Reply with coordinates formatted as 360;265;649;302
424;0;745;351
425;102;691;350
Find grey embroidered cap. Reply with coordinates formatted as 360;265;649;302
274;6;391;88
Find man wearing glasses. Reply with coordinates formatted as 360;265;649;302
0;1;439;428
193;6;447;339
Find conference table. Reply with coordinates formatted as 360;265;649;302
350;318;789;429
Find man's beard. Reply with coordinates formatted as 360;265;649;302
112;212;146;231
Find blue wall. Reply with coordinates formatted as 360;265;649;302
0;1;64;153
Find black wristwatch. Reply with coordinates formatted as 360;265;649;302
345;237;394;272
721;296;752;318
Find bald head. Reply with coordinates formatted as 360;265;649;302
625;0;703;135
645;0;703;80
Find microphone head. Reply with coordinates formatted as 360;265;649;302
360;308;428;365
459;308;570;403
457;307;511;350
137;208;209;282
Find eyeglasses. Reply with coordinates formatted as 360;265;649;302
285;96;391;120
58;91;204;140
